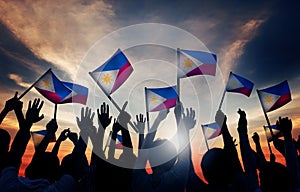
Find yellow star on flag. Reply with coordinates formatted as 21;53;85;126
102;74;112;85
230;80;238;87
183;58;193;69
264;96;273;104
42;80;50;88
150;96;158;103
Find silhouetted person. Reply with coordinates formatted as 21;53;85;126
276;116;300;191
132;102;191;192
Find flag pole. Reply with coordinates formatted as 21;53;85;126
177;48;181;101
218;88;226;110
263;125;273;155
256;89;274;155
54;103;57;120
144;87;150;132
201;125;209;151
18;68;52;100
89;72;138;133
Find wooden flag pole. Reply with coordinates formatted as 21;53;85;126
18;68;52;100
89;72;138;133
201;125;209;151
144;87;150;132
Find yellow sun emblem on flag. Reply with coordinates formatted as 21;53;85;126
264;96;273;104
230;80;238;87
150;96;158;103
42;80;50;88
102;74;112;85
183;58;193;69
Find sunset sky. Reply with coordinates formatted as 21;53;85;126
0;0;300;179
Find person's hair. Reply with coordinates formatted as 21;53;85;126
259;161;290;192
25;152;60;183
201;147;235;187
0;128;10;156
148;138;177;171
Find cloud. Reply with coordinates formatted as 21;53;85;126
0;0;116;80
8;74;31;88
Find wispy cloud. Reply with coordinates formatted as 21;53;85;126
0;0;117;80
8;73;31;88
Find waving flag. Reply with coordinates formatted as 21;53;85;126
60;82;88;105
31;130;56;148
89;49;133;95
226;72;254;97
202;122;222;140
34;69;72;104
257;80;292;113
145;86;178;112
177;49;217;78
264;125;283;142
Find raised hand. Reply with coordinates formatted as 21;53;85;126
237;108;247;134
174;101;183;123
77;107;95;129
252;132;260;144
276;116;293;137
68;132;78;144
46;119;58;139
97;102;112;130
4;92;20;112
215;109;226;127
182;107;196;130
25;98;44;125
134;113;146;134
57;128;70;142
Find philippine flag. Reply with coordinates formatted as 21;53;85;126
257;80;292;113
201;122;222;140
226;72;254;97
31;130;56;148
34;69;72;104
89;49;133;96
116;134;123;149
60;82;88;105
177;49;217;78
145;86;178;112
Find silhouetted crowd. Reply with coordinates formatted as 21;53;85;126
0;92;300;192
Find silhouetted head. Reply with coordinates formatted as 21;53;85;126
259;161;290;192
0;128;10;157
148;138;178;172
201;147;235;188
25;152;60;183
60;153;88;179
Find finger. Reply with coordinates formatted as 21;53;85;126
81;107;84;118
37;114;44;121
97;108;100;116
122;101;128;111
101;102;105;114
136;115;139;122
14;91;18;98
91;112;95;120
106;103;109;114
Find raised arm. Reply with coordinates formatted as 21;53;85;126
252;132;267;169
237;109;260;191
134;113;146;156
0;92;19;125
51;128;70;156
277;116;300;189
215;110;243;173
7;98;44;169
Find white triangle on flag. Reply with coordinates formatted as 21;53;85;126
226;74;244;90
35;71;55;92
31;133;45;148
146;90;167;112
178;51;201;78
91;70;118;95
258;91;281;112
